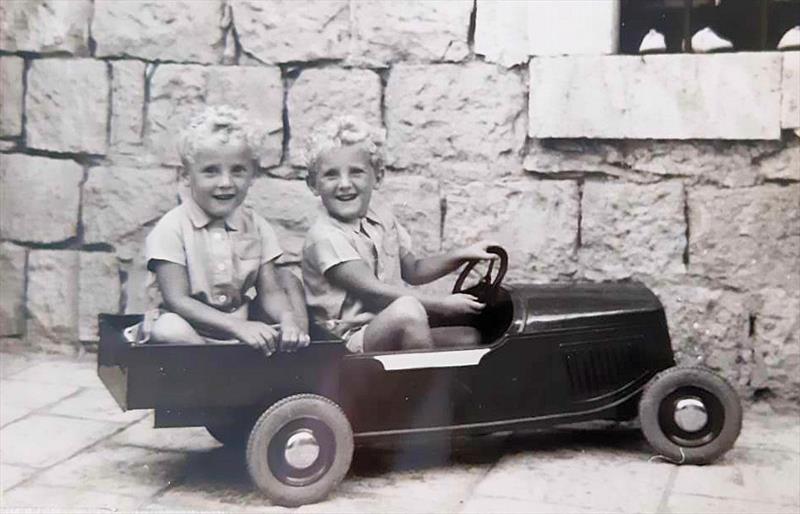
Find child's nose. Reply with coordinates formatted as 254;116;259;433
218;171;234;187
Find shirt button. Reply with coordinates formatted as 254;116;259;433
214;233;223;240
218;294;227;303
217;263;226;271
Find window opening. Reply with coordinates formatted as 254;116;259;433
620;0;800;54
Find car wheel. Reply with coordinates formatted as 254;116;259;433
206;419;253;447
246;394;353;507
639;366;742;465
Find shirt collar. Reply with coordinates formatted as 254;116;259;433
320;206;384;234
183;193;243;231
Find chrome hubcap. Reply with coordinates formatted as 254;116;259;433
284;429;320;469
674;397;708;432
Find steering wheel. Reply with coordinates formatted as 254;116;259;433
452;245;508;305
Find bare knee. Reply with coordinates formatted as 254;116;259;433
149;313;203;344
388;296;427;326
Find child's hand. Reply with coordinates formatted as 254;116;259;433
439;293;485;316
279;318;311;352
457;240;500;262
233;321;279;356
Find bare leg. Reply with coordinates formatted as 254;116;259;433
431;326;482;349
149;313;205;345
363;296;433;352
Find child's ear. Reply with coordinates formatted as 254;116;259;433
373;167;385;189
305;174;320;196
180;167;190;186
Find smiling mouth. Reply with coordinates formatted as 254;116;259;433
213;194;236;201
336;194;358;202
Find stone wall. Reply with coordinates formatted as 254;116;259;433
0;0;798;409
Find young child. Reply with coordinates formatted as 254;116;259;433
302;116;496;353
142;106;309;355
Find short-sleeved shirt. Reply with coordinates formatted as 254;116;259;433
145;196;282;314
302;205;413;338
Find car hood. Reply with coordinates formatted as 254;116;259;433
507;282;664;333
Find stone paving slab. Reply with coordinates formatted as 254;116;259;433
9;358;103;389
0;414;123;467
0;463;37;491
671;448;800;506
458;495;608;514
0;353;34;379
737;410;800;454
30;442;188;499
109;412;221;453
1;484;144;510
0;379;81;426
471;430;673;513
47;387;149;424
665;493;800;514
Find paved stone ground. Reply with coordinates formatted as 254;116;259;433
1;351;798;513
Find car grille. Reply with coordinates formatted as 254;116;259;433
562;337;645;401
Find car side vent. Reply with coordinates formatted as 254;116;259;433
563;338;644;401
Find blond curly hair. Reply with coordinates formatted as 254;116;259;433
177;105;264;168
304;116;386;182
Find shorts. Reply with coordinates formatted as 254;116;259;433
342;324;368;353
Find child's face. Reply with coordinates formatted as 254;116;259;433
309;145;382;223
183;140;256;220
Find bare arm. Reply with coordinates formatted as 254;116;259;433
401;240;499;286
257;262;310;349
275;267;309;333
154;260;241;337
327;260;483;317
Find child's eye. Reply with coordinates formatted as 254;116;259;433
232;165;248;176
351;168;365;175
202;166;219;175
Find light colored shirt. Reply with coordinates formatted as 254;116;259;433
302;205;413;337
145;196;282;314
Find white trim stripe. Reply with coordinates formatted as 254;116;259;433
372;348;491;371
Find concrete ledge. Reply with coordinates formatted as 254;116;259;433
529;53;783;140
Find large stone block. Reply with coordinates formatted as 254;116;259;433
110;60;146;149
245;178;319;264
529;54;782;140
0;56;24;137
349;0;471;66
653;284;749;391
0;154;82;243
753;288;800;406
26;250;79;349
146;64;283;167
524;139;787;188
378;176;442;257
0;243;26;337
474;0;530;68
689;185;800;291
756;137;800;182
580;181;685;280
0;0;91;54
287;68;381;167
232;0;349;64
93;0;225;63
82;166;178;246
782;52;800;129
385;63;526;174
79;252;120;341
475;0;618;66
443;180;579;281
26;59;109;155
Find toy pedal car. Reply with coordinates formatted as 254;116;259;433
97;246;742;507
